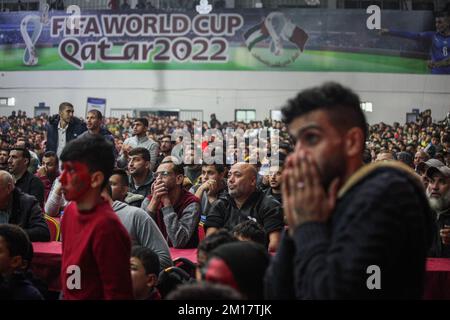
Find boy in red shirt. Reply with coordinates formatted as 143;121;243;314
59;135;133;299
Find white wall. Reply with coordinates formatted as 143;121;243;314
0;70;449;124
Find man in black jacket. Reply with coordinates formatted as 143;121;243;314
8;148;44;206
265;82;433;299
0;171;50;242
45;102;86;158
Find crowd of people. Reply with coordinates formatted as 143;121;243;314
0;82;449;300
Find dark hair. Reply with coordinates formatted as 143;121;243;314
166;282;243;300
363;149;372;164
134;118;149;128
0;224;31;260
58;102;73;113
161;135;172;141
232;220;267;249
10;147;31;162
198;229;236;254
43;151;58;165
131;246;161;276
160;160;184;176
87;109;103;121
129;147;150;162
282;82;368;143
60;135;115;189
202;163;225;174
111;168;129;187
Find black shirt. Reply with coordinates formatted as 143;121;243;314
264;188;282;205
205;190;284;234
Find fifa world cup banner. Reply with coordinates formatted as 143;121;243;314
0;8;448;74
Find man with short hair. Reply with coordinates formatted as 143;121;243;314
192;164;227;216
0;148;9;171
45;102;86;157
79;110;116;158
128;148;154;199
141;161;201;248
265;82;433;299
205;162;284;252
119;118;158;171
103;184;172;269
155;135;174;169
0;171;49;242
426;165;450;258
35;151;59;203
59;135;133;299
8;148;45;206
265;163;283;204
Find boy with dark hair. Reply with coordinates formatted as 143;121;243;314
232;220;267;249
59;135;133;299
130;246;161;300
0;224;43;300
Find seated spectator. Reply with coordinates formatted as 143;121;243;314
0;171;49;242
396;151;414;169
128;147;154;199
196;229;236;281
202;242;270;300
166;282;243;300
110;168;144;207
155;135;174;169
130;246;161;300
141;160;201;248
103;184;172;269
426;164;450;257
44;178;66;217
264;163;283;204
0;148;9;171
375;150;396;162
232;220;267;249
205;163;284;252
8;148;45;206
0;224;43;300
35;151;59;203
414;150;430;169
416;159;445;189
119;118;158;171
192;164;227;217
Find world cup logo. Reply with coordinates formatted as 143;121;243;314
20;4;49;66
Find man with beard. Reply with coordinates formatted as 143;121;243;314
0;148;9;171
426;165;450;257
205;162;284;252
265;82;433;299
78;110;116;158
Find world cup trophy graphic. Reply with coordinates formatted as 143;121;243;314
20;4;49;66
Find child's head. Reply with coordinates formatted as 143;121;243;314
0;224;31;276
130;246;160;300
60;135;115;201
232;220;267;249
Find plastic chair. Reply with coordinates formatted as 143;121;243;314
44;214;60;241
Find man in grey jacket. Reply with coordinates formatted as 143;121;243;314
103;185;173;269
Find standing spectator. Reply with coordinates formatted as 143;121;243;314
141;160;201;248
79;110;116;158
265;82;433;299
119;118;158;171
8;148;45;206
45;102;86;158
59;135;132;299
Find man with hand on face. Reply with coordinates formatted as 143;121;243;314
192;164;227;216
265;82;433;299
59;135;132;300
141;159;201;249
35;151;59;203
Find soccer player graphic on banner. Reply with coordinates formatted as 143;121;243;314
243;12;309;67
380;11;450;74
20;3;49;66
